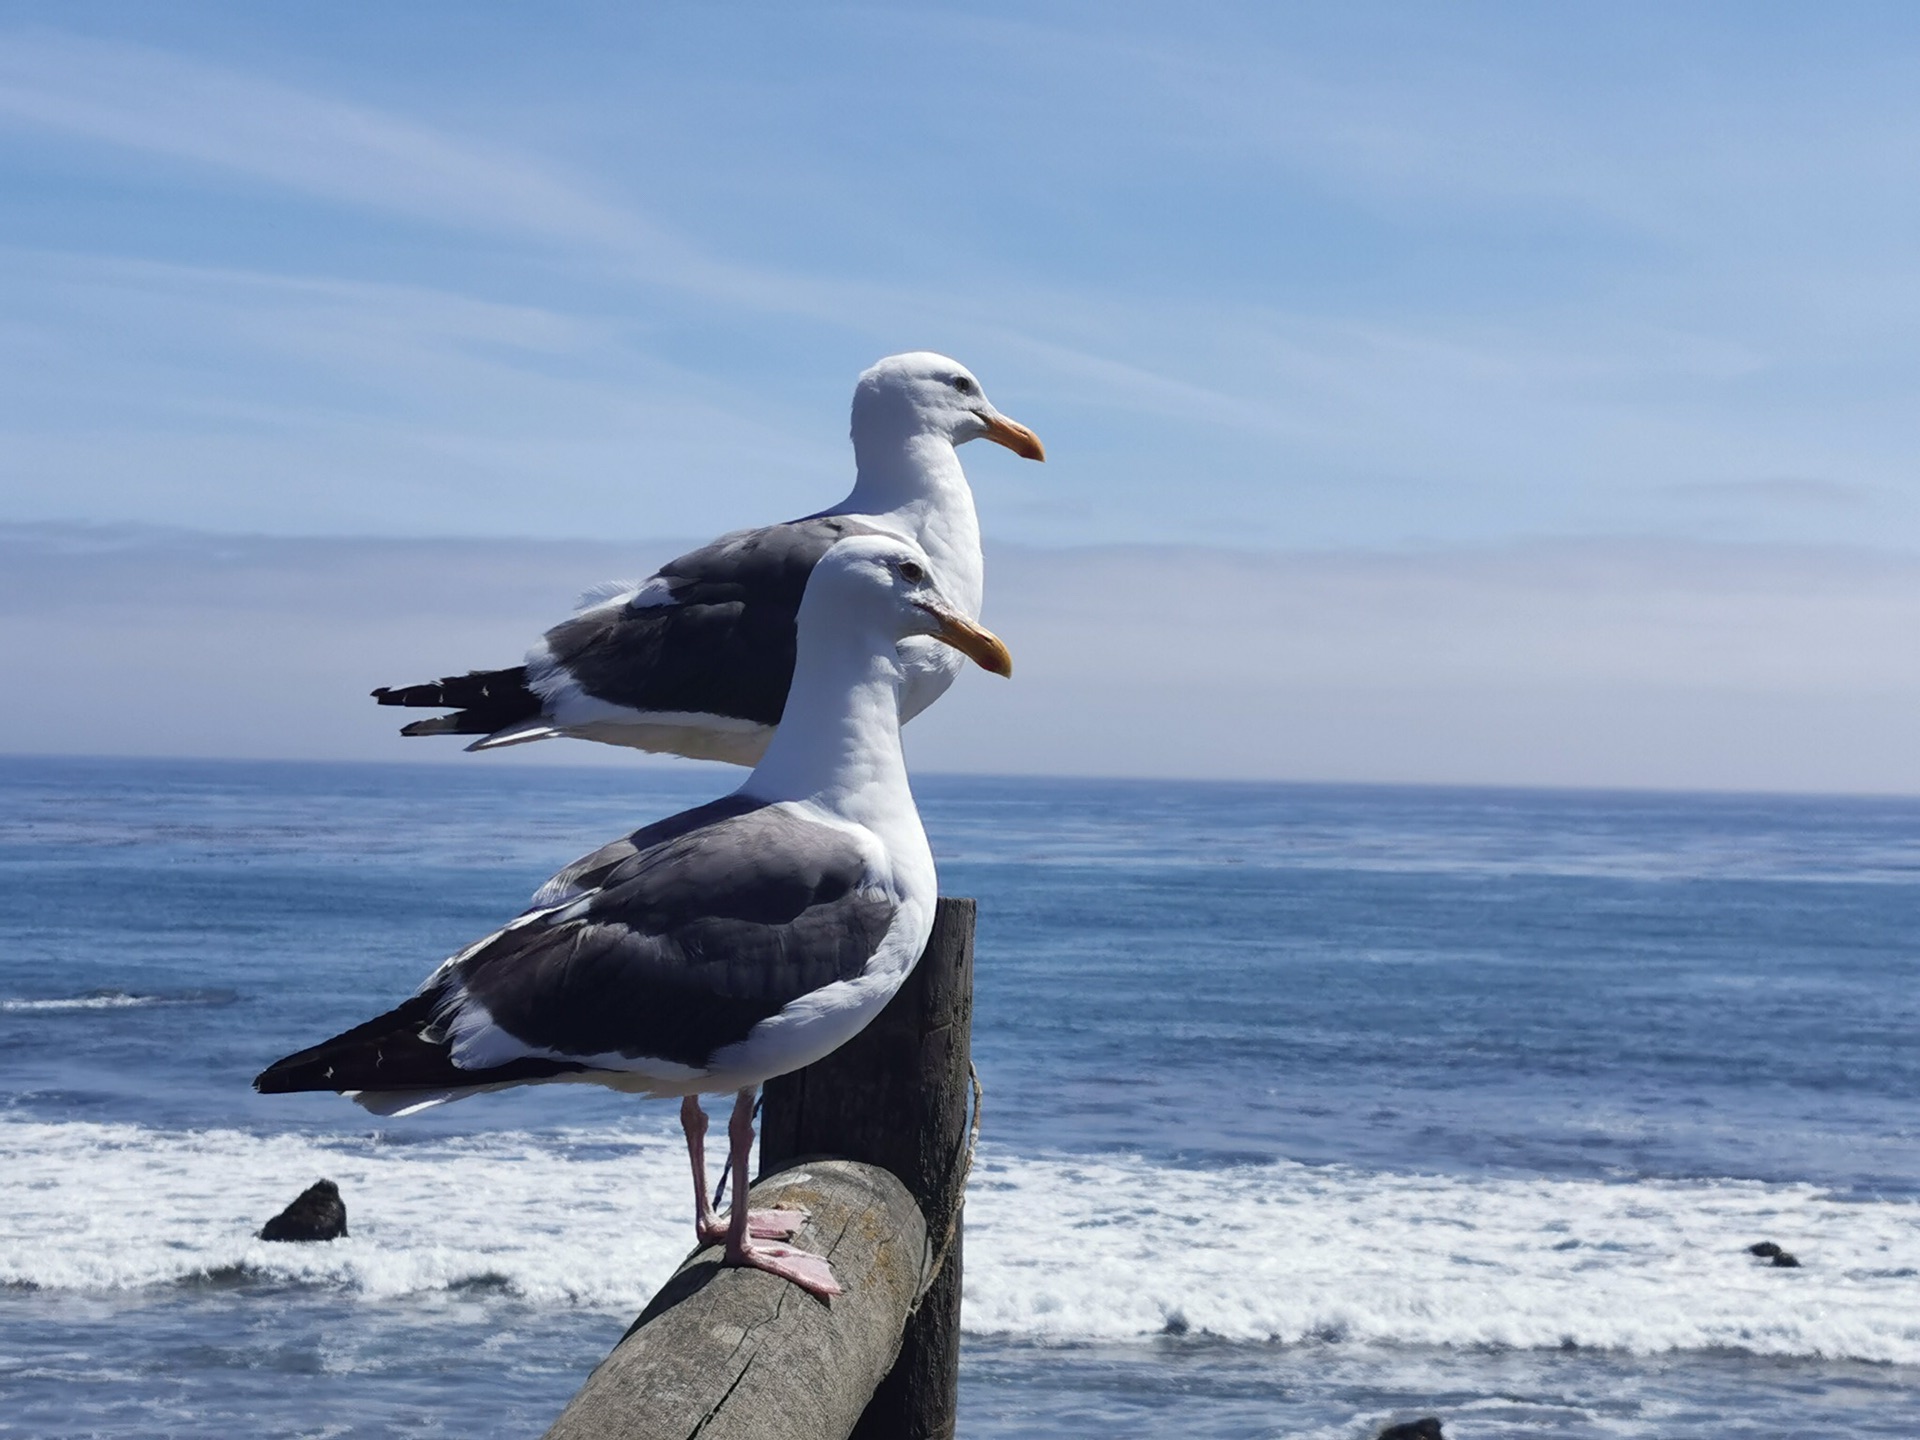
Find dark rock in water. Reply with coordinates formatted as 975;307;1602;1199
1749;1241;1783;1257
259;1180;347;1242
1771;1251;1801;1268
1377;1420;1443;1440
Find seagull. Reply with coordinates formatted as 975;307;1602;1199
372;352;1042;763
257;535;1012;1297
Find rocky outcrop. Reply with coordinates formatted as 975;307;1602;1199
1377;1419;1443;1440
259;1179;347;1242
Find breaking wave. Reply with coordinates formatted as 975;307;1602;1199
2;1118;1914;1364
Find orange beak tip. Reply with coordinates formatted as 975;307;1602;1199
930;611;1014;678
982;414;1046;462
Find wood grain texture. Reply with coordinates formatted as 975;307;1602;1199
540;1161;926;1440
761;897;976;1440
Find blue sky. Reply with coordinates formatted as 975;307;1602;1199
6;2;1920;552
7;4;1920;789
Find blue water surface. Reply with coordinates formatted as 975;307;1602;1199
5;756;1914;1193
1;755;1915;1438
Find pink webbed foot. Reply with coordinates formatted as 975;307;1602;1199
723;1237;843;1298
698;1206;810;1244
706;1089;838;1297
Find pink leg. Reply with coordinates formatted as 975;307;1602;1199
681;1096;724;1240
720;1087;842;1297
683;1093;808;1245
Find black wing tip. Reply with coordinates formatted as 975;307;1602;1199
252;1053;339;1095
252;993;587;1101
252;1061;312;1095
371;679;450;708
252;995;438;1097
368;668;542;733
252;1035;368;1095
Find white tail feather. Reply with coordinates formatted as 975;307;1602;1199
467;721;563;752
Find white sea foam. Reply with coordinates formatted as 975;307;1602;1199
4;993;153;1012
1;989;232;1012
3;1118;1915;1364
0;1119;692;1307
963;1154;1920;1362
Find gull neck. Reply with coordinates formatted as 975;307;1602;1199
740;608;914;828
843;429;971;524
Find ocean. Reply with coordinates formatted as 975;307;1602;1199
1;755;1915;1437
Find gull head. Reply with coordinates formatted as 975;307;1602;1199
851;352;1045;462
806;534;1014;677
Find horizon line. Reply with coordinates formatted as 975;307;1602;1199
7;750;1918;807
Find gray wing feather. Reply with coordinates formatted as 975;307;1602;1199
451;803;895;1068
539;516;886;726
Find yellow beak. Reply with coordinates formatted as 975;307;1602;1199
923;606;1014;677
979;412;1046;462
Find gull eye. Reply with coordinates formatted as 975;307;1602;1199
951;376;975;395
898;560;926;584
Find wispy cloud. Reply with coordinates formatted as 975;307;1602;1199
3;12;1920;554
0;30;662;251
1657;478;1877;509
0;248;848;535
0;28;997;330
0;28;1284;469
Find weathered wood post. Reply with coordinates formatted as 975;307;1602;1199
760;896;977;1440
538;899;978;1440
540;1161;927;1440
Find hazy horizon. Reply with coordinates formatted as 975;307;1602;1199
10;521;1919;797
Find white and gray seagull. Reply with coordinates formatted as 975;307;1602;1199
372;352;1042;764
258;535;1012;1297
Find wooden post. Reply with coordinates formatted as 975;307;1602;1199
760;896;976;1440
540;1160;927;1440
539;900;977;1440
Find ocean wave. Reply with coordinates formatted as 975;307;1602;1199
1;1118;1914;1364
0;988;237;1013
0;1119;691;1308
963;1154;1920;1361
